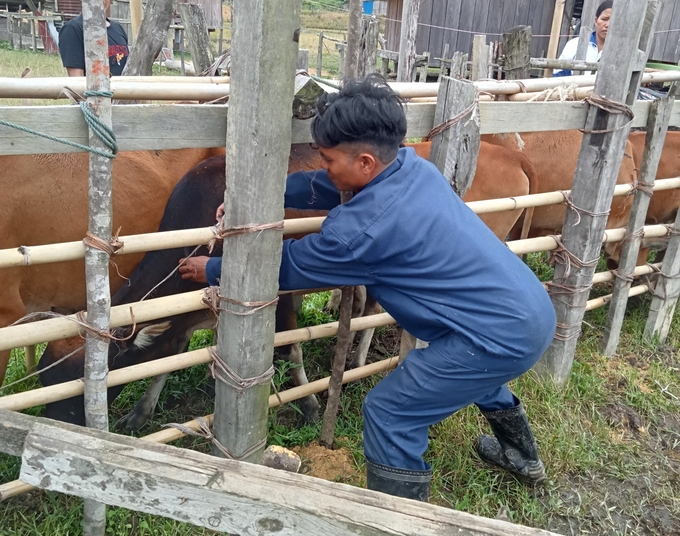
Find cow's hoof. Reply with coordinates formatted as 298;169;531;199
298;395;320;424
117;408;152;431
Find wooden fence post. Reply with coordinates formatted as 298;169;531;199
544;0;567;77
122;0;175;76
535;0;659;386
336;42;346;79
397;0;421;82
450;51;467;78
601;83;678;355
503;26;531;80
417;51;429;82
357;15;379;78
345;0;362;79
297;48;309;71
428;76;480;198
130;0;143;42
471;34;489;81
317;31;323;76
212;0;299;464
437;42;450;81
644;205;680;343
80;0;115;532
177;3;214;75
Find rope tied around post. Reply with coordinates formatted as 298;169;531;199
631;179;655;197
164;416;267;461
208;220;284;253
202;286;279;317
554;322;582;342
579;93;635;135
548;234;600;280
559;190;611;226
424;92;480;141
82;227;124;256
75;309;136;342
207;346;276;393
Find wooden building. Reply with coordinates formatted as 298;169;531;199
385;0;680;65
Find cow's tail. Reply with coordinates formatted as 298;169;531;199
518;152;539;242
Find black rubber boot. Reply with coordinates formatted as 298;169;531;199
476;400;546;486
366;459;432;502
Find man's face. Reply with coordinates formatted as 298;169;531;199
318;145;376;192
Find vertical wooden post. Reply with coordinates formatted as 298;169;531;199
428;76;480;198
213;0;300;464
357;15;379;78
601;83;678;355
345;0;362;79
397;0;421;82
122;0;175;76
544;0;567;77
336;42;346;79
503;26;532;80
417;50;429;82
644;208;680;343
574;0;599;75
535;0;659;386
450;51;467;78
437;42;449;82
30;17;36;51
297;49;309;71
81;0;114;532
471;35;488;81
317;31;323;76
130;0;143;42
178;3;214;75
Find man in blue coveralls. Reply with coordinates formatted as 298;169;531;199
179;74;556;501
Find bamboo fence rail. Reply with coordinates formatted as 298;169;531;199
2;179;678;271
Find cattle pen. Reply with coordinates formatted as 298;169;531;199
1;0;680;534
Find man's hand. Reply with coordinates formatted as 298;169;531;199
216;203;225;222
178;256;210;283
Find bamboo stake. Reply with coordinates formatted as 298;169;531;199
586;283;651;311
82;0;113;530
0;356;400;501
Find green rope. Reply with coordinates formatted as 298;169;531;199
309;74;342;90
0;89;118;159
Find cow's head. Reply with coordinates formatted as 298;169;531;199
39;310;214;426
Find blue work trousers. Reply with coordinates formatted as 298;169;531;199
363;332;544;471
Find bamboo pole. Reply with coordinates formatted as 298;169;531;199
2;223;677;353
507;87;594;102
5;179;680;272
1;71;680;101
544;0;567;77
0;311;396;411
586;283;651;311
0;217;326;269
129;0;143;42
0;356;400;501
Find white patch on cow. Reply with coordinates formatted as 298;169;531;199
134;321;172;350
514;132;525;151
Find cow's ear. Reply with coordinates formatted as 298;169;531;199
133;321;172;350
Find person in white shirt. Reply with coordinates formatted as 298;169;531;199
554;0;611;77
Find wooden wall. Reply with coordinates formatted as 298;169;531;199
386;0;680;65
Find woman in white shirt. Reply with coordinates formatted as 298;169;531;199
554;0;612;76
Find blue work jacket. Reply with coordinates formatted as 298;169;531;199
273;147;556;359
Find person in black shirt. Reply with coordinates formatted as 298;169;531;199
58;0;129;77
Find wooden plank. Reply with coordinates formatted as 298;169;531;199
443;0;463;55
212;0;299;464
415;0;433;59
385;0;401;53
536;0;557;59
472;0;492;45
528;0;546;58
536;0;659;387
0;100;677;157
457;0;477;55
429;76;480;197
0;409;562;536
649;0;672;61
662;0;680;62
500;0;519;35
486;0;505;40
514;0;531;31
471;34;489;81
429;0;448;66
602;85;678;355
504;26;532;80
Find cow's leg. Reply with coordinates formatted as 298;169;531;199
119;373;170;431
277;294;319;423
350;293;382;368
24;345;37;372
0;283;28;385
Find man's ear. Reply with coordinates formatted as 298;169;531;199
358;152;378;174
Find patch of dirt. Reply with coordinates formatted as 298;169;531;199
292;441;360;484
601;403;645;433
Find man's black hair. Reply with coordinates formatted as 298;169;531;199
595;1;612;19
311;73;407;163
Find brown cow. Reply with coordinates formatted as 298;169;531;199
0;148;229;385
482;131;638;243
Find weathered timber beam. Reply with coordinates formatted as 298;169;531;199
0;409;562;536
1;100;679;156
530;58;600;71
